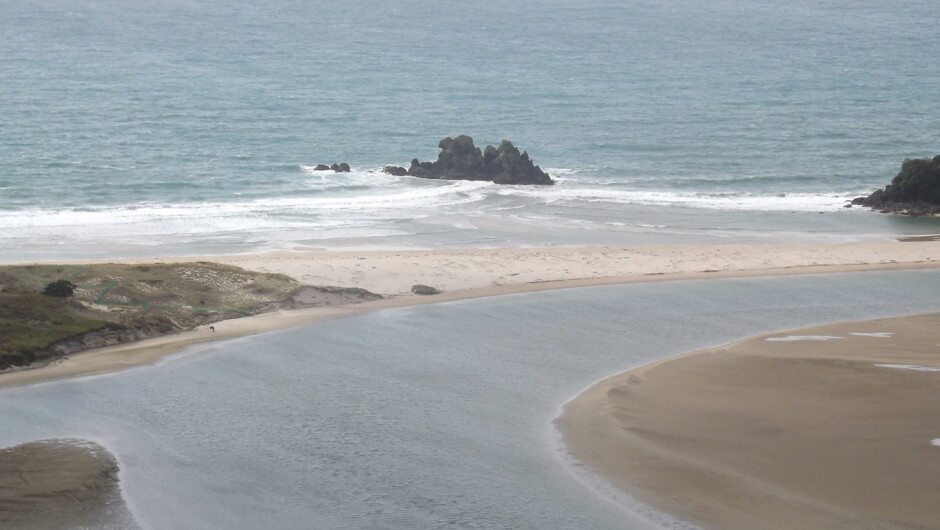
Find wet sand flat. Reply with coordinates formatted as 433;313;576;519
0;439;137;530
557;313;940;529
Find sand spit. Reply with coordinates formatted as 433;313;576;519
200;241;940;296
4;241;940;389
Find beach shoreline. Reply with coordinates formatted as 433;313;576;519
3;241;940;529
3;241;940;389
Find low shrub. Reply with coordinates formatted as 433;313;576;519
42;280;77;298
411;284;441;295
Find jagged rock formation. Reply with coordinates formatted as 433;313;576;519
853;155;940;215
384;136;554;185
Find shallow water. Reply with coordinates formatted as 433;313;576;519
2;269;940;529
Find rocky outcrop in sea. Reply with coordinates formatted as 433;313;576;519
313;163;351;173
853;155;940;215
384;136;554;185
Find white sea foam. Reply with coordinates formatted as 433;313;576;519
765;335;844;342
0;184;489;232
848;332;894;338
498;181;857;212
932;439;940;447
874;364;940;372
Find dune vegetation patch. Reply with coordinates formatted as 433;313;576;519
0;262;379;371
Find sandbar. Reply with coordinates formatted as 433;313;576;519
556;313;940;529
4;241;940;389
0;439;137;530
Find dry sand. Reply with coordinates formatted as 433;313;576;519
4;241;940;388
184;241;940;296
557;313;940;530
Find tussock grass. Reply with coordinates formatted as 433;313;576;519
0;262;303;371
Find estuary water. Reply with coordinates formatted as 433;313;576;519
2;270;940;529
3;0;940;260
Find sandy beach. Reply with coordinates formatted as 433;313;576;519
3;240;940;529
557;313;940;530
4;241;940;388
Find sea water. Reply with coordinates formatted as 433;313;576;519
3;0;940;261
2;270;940;529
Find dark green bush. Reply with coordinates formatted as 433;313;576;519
42;280;77;298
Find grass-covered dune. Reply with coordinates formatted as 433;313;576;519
0;262;380;371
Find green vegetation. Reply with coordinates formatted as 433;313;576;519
0;292;112;368
42;279;78;297
0;262;305;371
411;284;441;295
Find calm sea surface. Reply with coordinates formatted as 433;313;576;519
2;270;940;529
3;0;940;260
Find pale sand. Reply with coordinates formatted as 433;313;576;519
556;313;940;530
3;241;940;389
171;241;940;296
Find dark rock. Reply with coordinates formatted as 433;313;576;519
853;155;940;215
383;165;408;176
313;164;331;171
406;135;554;185
330;162;351;173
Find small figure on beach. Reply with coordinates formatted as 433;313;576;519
209;325;215;333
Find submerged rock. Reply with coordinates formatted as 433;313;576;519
406;136;554;185
853;155;940;215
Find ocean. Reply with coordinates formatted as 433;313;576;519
3;0;940;261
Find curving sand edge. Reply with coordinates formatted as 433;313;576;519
0;439;138;530
4;241;940;389
556;313;940;530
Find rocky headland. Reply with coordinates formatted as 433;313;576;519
384;135;554;185
852;155;940;215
